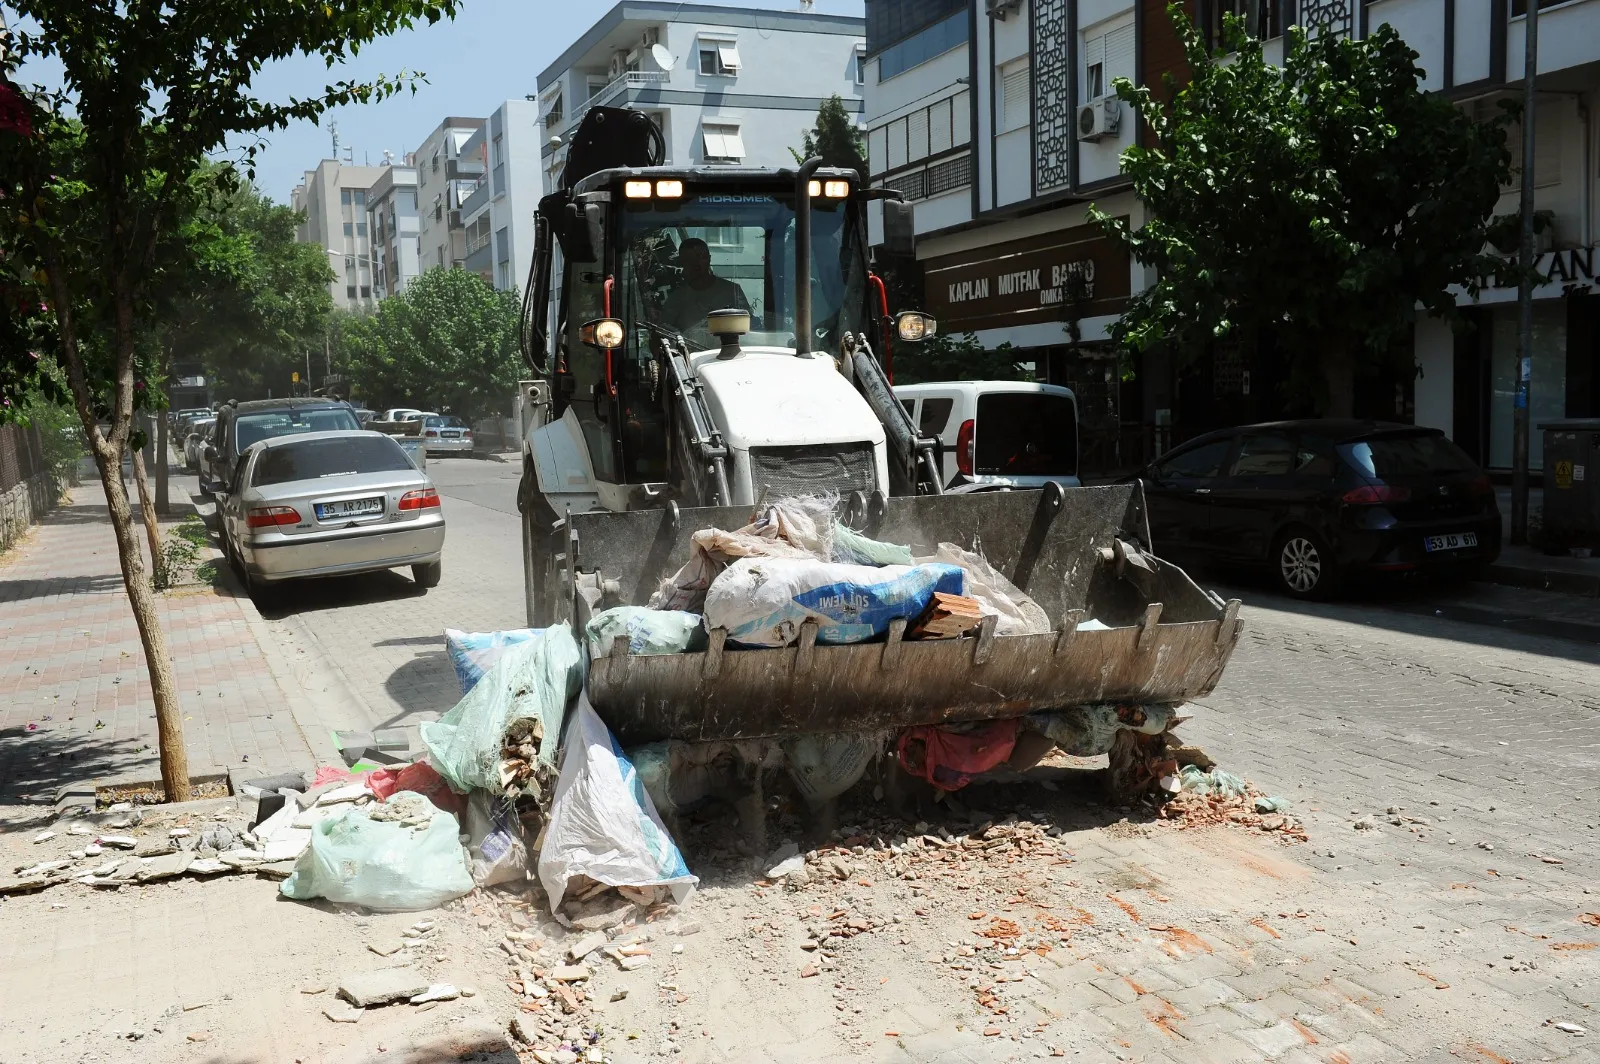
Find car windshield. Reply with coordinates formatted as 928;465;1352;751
1341;433;1477;478
423;416;466;428
615;191;866;352
974;393;1078;476
252;435;416;487
235;408;360;452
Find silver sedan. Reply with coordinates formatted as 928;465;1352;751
420;415;474;455
219;430;446;602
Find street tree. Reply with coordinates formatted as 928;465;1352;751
339;267;522;418
0;0;457;802
893;332;1029;386
1089;8;1512;415
791;94;868;176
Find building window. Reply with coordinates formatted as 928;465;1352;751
698;38;740;76
877;11;967;82
1000;58;1031;132
855;48;868;86
546;93;563;129
353;189;366;206
356;221;367;237
705;226;742;248
360;285;371;299
343;221;353;236
1083;21;1135;101
1205;0;1283;45
340;189;352;205
866;0;964;54
346;285;357;300
701;122;745;163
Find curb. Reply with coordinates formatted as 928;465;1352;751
1482;562;1600;598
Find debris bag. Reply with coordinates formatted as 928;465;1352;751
920;543;1051;637
279;796;474;912
704;558;965;647
464;790;528;887
897;719;1021;791
830;524;913;567
538;695;697;912
444;627;544;695
1025;703;1177;757
366;761;467;818
420;624;583;794
1178;765;1247;798
586;606;707;658
782;733;883;803
649;496;836;612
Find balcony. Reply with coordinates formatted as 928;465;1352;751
459;180;490;223
560;70;670;137
463;241;493;276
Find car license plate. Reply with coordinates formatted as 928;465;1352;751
1424;531;1478;552
315;497;383;520
441;430;461;438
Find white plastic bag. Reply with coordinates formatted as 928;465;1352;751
704;557;964;647
444;627;542;694
538;696;697;912
465;791;528;887
420;624;583;793
921;543;1052;637
585;606;707;658
279;797;474;912
649;496;835;611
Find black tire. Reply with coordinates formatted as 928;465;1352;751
198;480;213;500
412;560;443;589
1272;527;1340;600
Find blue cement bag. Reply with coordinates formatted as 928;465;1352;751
703;558;964;647
444;627;543;694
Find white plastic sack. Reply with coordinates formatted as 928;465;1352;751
420;624;583;793
465;791;528;887
832;524;913;566
444;627;542;694
538;696;697;912
782;733;882;803
704;557;964;647
585;606;707;658
649;496;835;612
279;797;474;912
920;543;1052;637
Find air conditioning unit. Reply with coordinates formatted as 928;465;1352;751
1077;97;1121;141
986;0;1022;19
608;51;627;78
641;26;660;48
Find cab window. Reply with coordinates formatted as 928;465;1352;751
1153;438;1231;480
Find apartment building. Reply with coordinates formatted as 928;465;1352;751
415;117;486;272
536;2;865;185
864;0;1600;473
366;162;422;300
291;159;388;311
458;99;544;293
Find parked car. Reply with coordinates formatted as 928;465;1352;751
893;381;1080;492
170;407;210;432
420;415;473;455
350;408;376;426
182;416;215;471
1134;419;1501;599
380;407;424;422
200;398;362;498
218;430;445;602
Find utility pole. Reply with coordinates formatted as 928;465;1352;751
1511;0;1541;546
305;348;313;396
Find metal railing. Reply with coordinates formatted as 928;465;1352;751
559;70;670;137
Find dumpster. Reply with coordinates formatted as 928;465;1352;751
1540;419;1600;549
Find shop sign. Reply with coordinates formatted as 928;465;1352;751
923;220;1131;334
1490;244;1599;289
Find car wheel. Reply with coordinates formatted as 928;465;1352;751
1273;528;1339;600
412;561;443;589
198;479;213;499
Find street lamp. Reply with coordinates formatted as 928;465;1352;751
1512;0;1542;545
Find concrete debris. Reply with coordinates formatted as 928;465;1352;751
168;827;192;838
32;831;56;843
410;983;460;1004
368;941;405;957
134;837;176;858
337;969;431;1008
617;955;650;971
187;858;229;875
99;836;137;849
550;965;591;982
567;931;608;960
136;851;194;882
509;1014;541;1045
324;1003;363;1023
1554;1022;1586;1034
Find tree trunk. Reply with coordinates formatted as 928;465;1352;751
1319;341;1355;419
40;255;191;804
96;444;191;800
131;440;164;588
155;413;170;516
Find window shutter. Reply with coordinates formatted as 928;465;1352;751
908;109;930;161
952;90;971;144
1105;24;1136;87
718;43;741;71
929;98;953;154
1002;60;1031;131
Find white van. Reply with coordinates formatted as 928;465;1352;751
893;381;1081;492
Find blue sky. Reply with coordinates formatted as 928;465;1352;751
7;0;862;203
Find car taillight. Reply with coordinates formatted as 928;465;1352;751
398;488;440;511
425;430;439;437
1342;484;1411;504
246;506;300;529
1467;474;1493;497
463;429;472;438
955;419;975;477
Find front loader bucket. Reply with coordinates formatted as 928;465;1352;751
571;485;1242;746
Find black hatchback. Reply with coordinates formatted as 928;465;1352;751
1135;420;1501;599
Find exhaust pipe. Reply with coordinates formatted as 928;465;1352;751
794;156;824;358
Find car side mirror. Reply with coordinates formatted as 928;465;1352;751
883;199;915;256
203;444;216;463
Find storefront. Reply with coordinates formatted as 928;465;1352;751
1416;245;1600;475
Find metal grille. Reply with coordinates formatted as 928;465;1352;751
926;154;972;196
885;169;927;201
1032;0;1071;193
749;443;876;501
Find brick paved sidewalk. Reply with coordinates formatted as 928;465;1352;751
0;480;319;805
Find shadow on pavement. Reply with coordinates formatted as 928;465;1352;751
0;573;127;605
382;650;458;719
0;725;153;812
252;569;425;620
